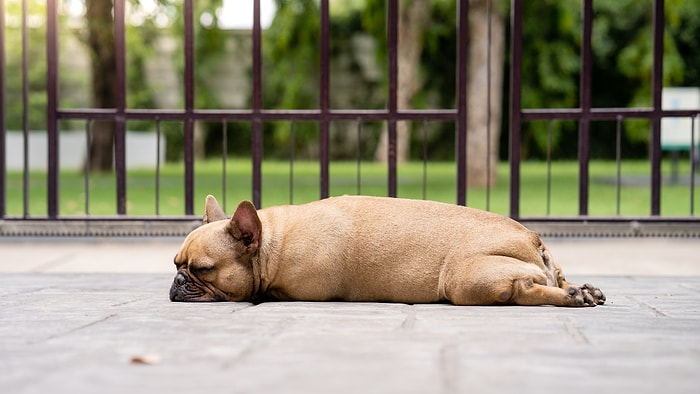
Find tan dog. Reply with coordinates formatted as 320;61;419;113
170;195;605;307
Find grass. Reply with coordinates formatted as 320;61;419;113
4;159;699;218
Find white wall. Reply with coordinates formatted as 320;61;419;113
5;131;166;170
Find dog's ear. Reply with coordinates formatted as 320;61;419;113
203;195;228;224
227;200;262;253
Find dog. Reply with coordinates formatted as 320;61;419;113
170;195;605;307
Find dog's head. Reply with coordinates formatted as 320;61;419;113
169;195;262;302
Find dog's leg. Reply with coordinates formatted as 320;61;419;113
441;256;605;307
509;278;605;307
547;254;606;306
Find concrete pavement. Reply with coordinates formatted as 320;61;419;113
1;237;699;393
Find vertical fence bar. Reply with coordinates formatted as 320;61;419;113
319;0;330;200
690;114;696;216
46;0;59;218
546;120;553;216
485;0;492;211
456;0;469;206
252;0;262;208
356;120;362;195
422;120;428;201
184;0;195;214
616;115;623;216
578;0;593;216
85;119;91;215
508;0;523;219
114;0;127;214
387;0;398;198
0;0;5;217
155;119;161;215
650;0;664;216
222;119;228;212
252;117;262;208
22;0;29;217
184;119;195;214
289;121;295;204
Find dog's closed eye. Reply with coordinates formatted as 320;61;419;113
191;265;215;276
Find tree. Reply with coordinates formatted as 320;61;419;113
374;0;431;163
465;0;504;187
517;0;580;159
514;0;700;160
85;0;117;173
78;0;163;170
261;0;322;157
3;0;48;131
371;0;506;188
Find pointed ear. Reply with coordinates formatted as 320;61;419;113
203;195;228;224
227;200;262;253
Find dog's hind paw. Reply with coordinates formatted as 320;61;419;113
567;283;606;307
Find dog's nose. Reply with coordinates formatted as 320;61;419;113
169;281;183;302
170;272;188;302
175;272;187;286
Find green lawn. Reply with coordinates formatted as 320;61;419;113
4;159;698;218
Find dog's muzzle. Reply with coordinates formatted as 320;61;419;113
169;271;220;302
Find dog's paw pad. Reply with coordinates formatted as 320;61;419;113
582;283;606;305
566;284;606;307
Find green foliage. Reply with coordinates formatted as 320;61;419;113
590;0;685;147
519;0;581;158
122;1;162;132
5;0;700;163
264;0;320;110
519;0;700;159
259;0;321;157
4;0;160;131
3;0;48;130
154;0;231;160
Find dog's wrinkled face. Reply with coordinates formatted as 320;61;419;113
169;196;261;302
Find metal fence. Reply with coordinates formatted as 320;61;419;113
1;0;698;237
510;0;698;236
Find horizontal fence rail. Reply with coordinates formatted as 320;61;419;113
0;0;698;237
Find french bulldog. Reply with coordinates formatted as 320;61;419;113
170;195;605;307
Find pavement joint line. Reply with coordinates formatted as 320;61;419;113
678;283;700;293
110;297;149;307
220;315;295;370
626;295;668;318
4;286;52;298
229;303;256;314
30;253;78;273
28;313;118;345
399;305;417;331
439;344;460;394
558;315;590;344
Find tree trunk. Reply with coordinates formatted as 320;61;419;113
194;121;207;160
86;0;116;173
466;0;504;188
375;0;430;163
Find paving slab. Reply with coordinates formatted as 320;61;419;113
1;237;699;393
1;273;699;394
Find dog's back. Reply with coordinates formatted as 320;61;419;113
255;196;545;303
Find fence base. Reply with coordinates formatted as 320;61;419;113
0;219;201;237
523;220;700;238
1;218;697;238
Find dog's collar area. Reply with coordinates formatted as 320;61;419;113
249;253;267;303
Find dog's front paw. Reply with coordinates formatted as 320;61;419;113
567;283;606;307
